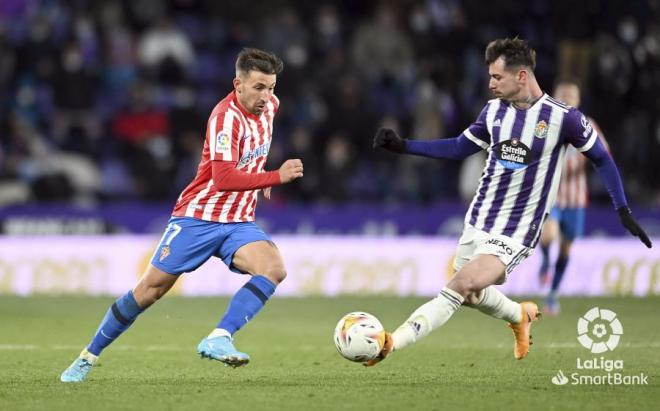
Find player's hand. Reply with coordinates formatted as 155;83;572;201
278;159;303;183
618;206;652;248
263;187;271;200
372;128;406;153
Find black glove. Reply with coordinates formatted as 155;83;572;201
372;128;406;153
618;206;652;248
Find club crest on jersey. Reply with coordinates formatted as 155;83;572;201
215;131;231;153
159;245;170;261
495;138;531;170
534;120;548;138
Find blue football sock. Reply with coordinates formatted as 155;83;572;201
87;291;144;356
217;275;276;335
550;255;569;293
539;244;550;276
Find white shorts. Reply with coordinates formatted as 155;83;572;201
453;225;532;277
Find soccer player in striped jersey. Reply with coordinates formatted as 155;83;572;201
61;48;304;382
369;38;651;366
537;81;608;315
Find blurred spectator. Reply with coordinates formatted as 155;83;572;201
137;16;194;84
51;42;101;155
112;80;174;199
351;3;414;86
555;0;599;87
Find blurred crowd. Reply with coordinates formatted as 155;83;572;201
1;0;659;207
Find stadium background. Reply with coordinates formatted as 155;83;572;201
0;1;659;410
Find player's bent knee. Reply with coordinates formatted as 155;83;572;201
446;277;473;298
261;266;287;285
463;291;483;306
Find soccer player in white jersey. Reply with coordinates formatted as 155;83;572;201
370;38;651;365
537;81;608;315
61;48;304;382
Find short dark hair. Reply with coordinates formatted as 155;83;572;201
235;48;283;76
485;37;536;71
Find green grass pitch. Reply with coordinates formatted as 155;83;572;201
1;296;658;410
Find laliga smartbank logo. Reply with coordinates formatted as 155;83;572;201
577;307;622;353
551;307;648;386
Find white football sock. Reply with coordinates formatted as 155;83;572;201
473;286;521;323
208;328;232;339
79;348;98;364
391;287;464;351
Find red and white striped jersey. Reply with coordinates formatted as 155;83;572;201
555;118;606;209
172;91;279;222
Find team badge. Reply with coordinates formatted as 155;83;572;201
534;120;548;138
159;245;170;261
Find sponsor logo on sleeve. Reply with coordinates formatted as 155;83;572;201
216;131;231;154
580;115;593;138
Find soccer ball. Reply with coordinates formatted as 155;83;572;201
333;312;386;362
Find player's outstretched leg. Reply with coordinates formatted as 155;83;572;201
364;286;465;366
60;290;144;382
197;275;277;367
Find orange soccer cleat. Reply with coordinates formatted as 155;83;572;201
363;332;394;367
507;302;541;360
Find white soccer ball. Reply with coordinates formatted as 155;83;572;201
333;311;385;363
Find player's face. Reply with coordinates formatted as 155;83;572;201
553;84;580;108
234;70;276;115
488;57;524;101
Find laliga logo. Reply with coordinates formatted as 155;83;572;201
577;307;623;353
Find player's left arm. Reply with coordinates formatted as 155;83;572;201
566;109;652;248
372;103;491;160
372;129;482;160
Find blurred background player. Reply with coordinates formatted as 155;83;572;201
537;80;608;315
370;38;651;366
60;48;304;382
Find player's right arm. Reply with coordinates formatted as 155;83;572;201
208;109;302;191
372;104;491;160
563;108;651;248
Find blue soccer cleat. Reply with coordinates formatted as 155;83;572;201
197;336;250;368
60;350;97;382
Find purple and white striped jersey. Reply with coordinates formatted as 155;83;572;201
461;93;599;248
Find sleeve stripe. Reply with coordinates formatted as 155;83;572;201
577;129;598;152
463;129;489;149
209;115;218;160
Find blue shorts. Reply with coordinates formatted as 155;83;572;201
150;217;271;275
549;207;585;241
